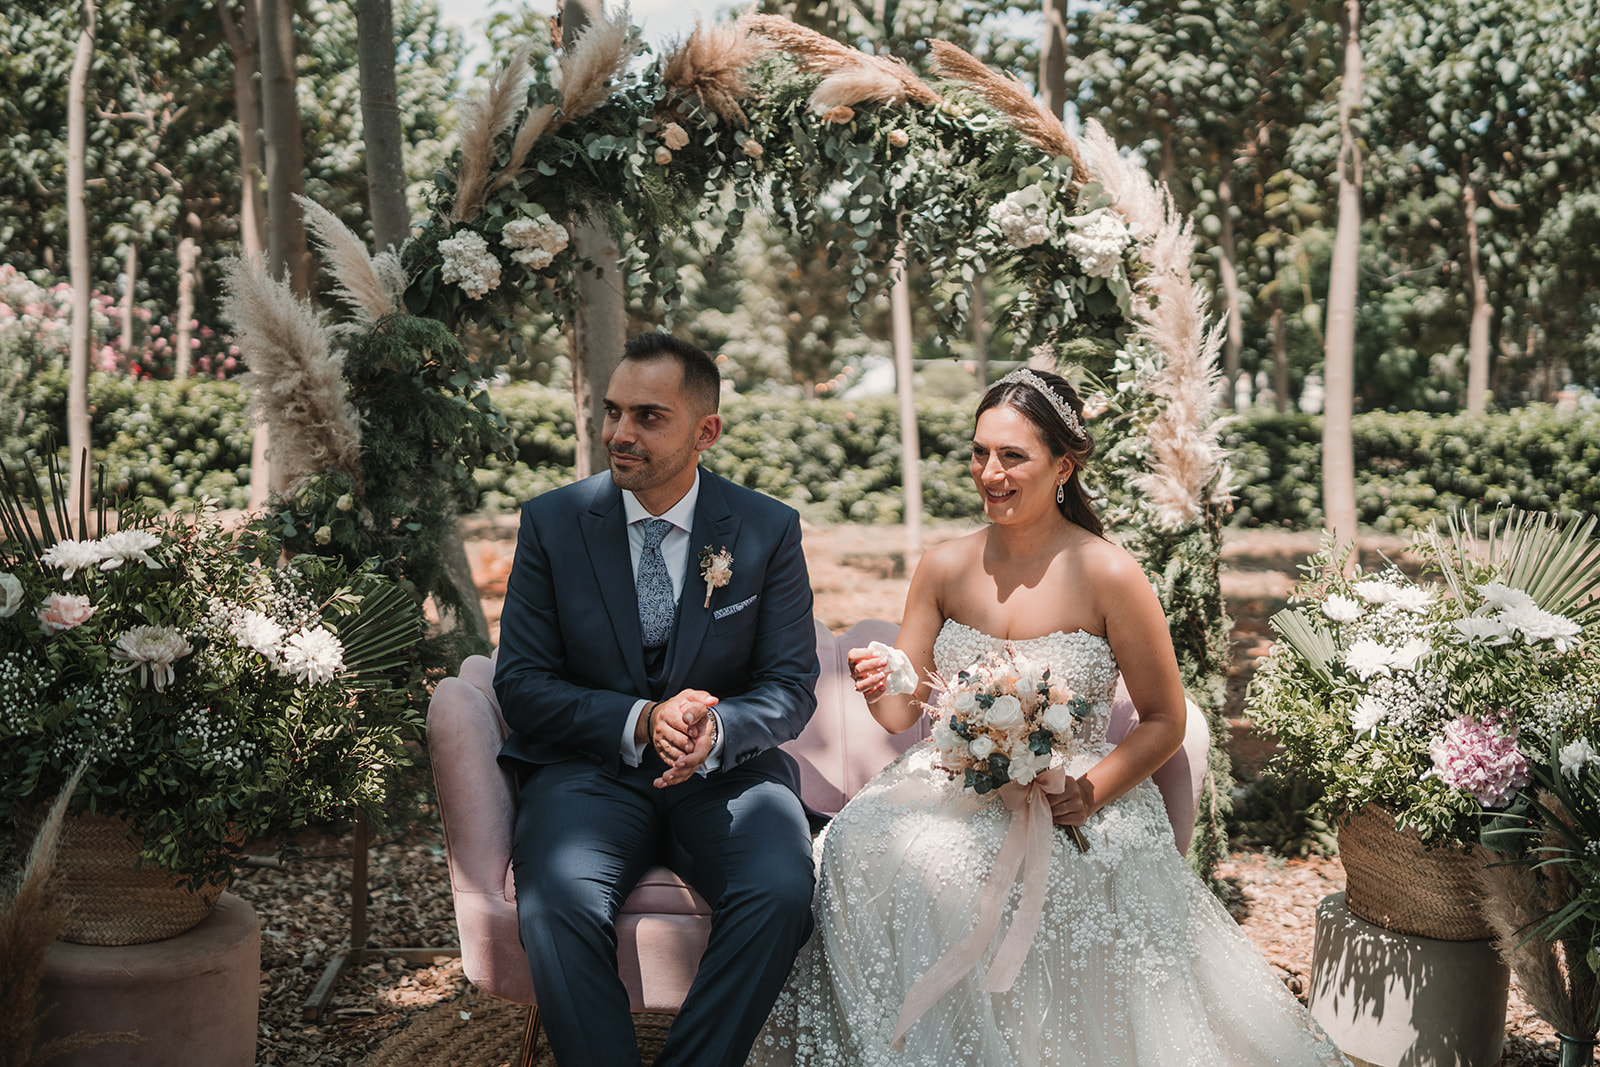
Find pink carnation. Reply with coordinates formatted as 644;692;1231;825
37;593;96;634
1428;713;1529;807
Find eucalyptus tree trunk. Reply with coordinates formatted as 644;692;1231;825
1040;0;1069;119
66;0;95;509
1321;0;1362;553
356;0;410;252
892;243;922;564
259;0;311;297
1462;178;1492;414
562;0;626;479
970;277;989;390
175;226;196;378
1270;289;1289;414
1217;161;1243;409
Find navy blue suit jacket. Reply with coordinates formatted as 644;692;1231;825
494;469;820;791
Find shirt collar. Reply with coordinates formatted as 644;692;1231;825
621;469;700;533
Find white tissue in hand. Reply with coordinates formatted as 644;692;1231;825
866;641;918;695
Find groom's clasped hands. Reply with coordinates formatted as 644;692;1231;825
635;687;721;788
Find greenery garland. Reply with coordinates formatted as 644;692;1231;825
263;13;1236;881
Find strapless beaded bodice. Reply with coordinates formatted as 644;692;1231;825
932;619;1119;747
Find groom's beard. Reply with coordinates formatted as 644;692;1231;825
607;440;696;492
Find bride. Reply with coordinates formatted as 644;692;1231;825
749;368;1349;1066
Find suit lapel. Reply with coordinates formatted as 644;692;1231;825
667;471;740;693
577;477;651;698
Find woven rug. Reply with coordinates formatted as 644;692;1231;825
365;989;672;1067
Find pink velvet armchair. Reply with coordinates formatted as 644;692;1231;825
427;619;1209;1066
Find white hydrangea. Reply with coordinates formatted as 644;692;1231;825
501;214;570;271
987;186;1054;250
1063;208;1131;278
281;626;345;685
439;229;502;299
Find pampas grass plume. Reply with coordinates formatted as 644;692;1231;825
296;195;402;325
553;3;637;128
0;758;141;1064
222;256;364;493
1475;849;1584;1036
452;44;531;223
928;40;1083;178
661;17;771;127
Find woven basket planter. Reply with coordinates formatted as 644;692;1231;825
51;812;230;946
1338;805;1492;942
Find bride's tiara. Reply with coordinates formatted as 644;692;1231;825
997;368;1086;440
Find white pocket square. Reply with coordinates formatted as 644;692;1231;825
713;594;758;620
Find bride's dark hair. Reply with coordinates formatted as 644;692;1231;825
975;369;1103;537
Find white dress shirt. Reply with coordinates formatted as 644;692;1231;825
619;472;725;772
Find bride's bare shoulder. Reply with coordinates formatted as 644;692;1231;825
914;528;985;579
1073;532;1148;590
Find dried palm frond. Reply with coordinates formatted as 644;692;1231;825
451;44;532;224
295;196;403;325
661;17;772;127
551;3;638;129
1475;849;1585;1036
928;40;1084;179
221;257;363;493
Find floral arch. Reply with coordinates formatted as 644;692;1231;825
226;12;1235;879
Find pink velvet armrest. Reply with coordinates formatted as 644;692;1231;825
1105;681;1210;855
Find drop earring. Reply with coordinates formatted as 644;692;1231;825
1056;482;1065;505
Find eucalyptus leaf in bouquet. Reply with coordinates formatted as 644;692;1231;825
1250;509;1600;847
0;453;424;887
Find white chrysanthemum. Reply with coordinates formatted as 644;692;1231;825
1388;586;1435;614
439;229;502;299
1344;639;1395;681
1063;208;1131;278
1388;638;1432;672
0;571;22;618
1351;695;1387;736
1477;582;1537;613
40;539;106;580
95;529;163;571
281;626;345;684
110;624;193;692
1453;616;1513;645
1352;580;1398;604
1501;602;1582;651
988;187;1053;250
501;213;570;272
1322;594;1364;623
230;609;286;660
1560;737;1599;778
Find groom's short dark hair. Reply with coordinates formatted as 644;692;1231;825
622;332;722;415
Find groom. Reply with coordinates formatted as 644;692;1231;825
494;333;820;1067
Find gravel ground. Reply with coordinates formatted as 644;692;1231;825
230;521;1562;1065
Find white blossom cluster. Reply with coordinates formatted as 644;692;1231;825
0;651;57;733
439;229;502;299
1063;208;1132;278
204;597;344;685
39;529;164;579
987;186;1055;250
1350;667;1451;738
1452;581;1582;652
55;674;139;765
501;213;570;271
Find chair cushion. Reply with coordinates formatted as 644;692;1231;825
619;866;712;916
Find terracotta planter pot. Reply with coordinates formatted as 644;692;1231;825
51;813;230;946
1337;805;1492;941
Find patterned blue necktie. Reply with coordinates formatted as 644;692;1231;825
636;518;676;650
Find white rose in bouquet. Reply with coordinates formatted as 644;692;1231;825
985;693;1025;731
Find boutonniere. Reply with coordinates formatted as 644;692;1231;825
699;545;733;608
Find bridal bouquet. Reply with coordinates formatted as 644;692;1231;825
1251;509;1600;846
926;645;1092;851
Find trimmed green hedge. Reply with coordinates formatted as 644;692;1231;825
1224;407;1600;531
11;376;1600;532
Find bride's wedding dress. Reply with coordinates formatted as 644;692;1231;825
750;619;1350;1066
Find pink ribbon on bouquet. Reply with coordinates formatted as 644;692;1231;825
890;765;1085;1051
